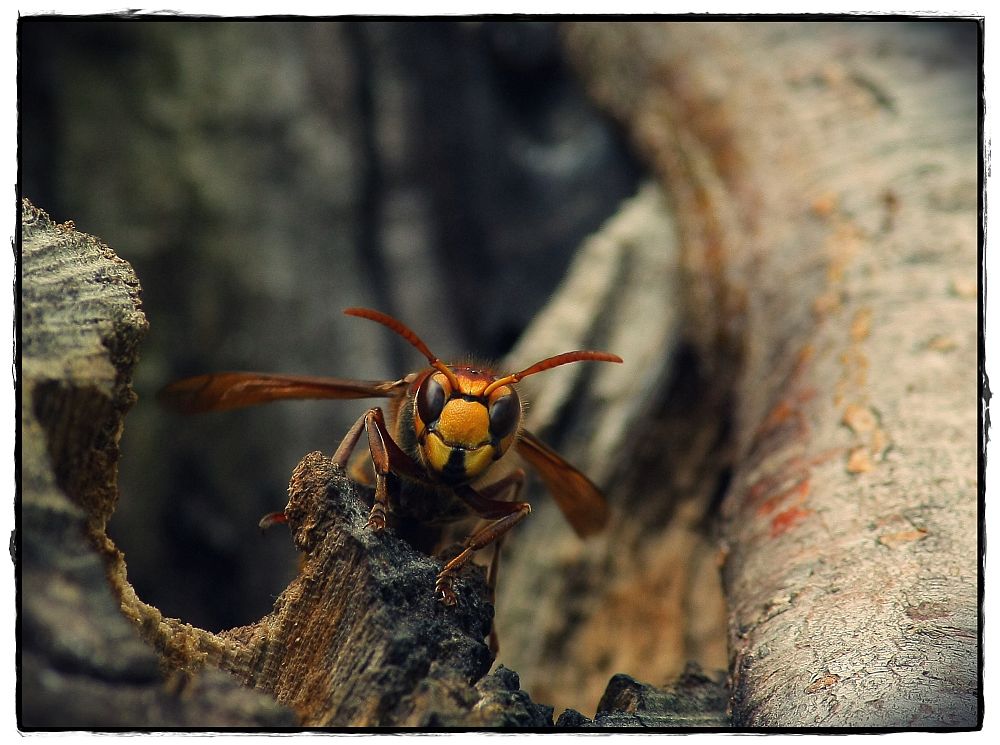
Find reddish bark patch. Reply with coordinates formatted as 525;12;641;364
770;505;813;537
757;477;810;517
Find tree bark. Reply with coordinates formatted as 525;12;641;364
561;21;980;727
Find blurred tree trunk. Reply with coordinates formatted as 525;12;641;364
548;21;980;727
490;181;733;716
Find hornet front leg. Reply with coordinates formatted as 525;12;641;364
435;473;530;606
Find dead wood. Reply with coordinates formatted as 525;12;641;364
19;199;295;727
206;451;552;727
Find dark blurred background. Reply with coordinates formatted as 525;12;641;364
19;19;640;632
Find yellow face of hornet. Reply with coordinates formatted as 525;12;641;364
412;367;521;485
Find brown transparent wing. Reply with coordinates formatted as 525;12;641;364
158;372;409;414
515;429;609;537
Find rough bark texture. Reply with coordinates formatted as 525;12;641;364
19;200;295;727
562;22;980;727
201;451;553;727
556;664;729;728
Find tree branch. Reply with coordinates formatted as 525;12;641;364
563;22;980;727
